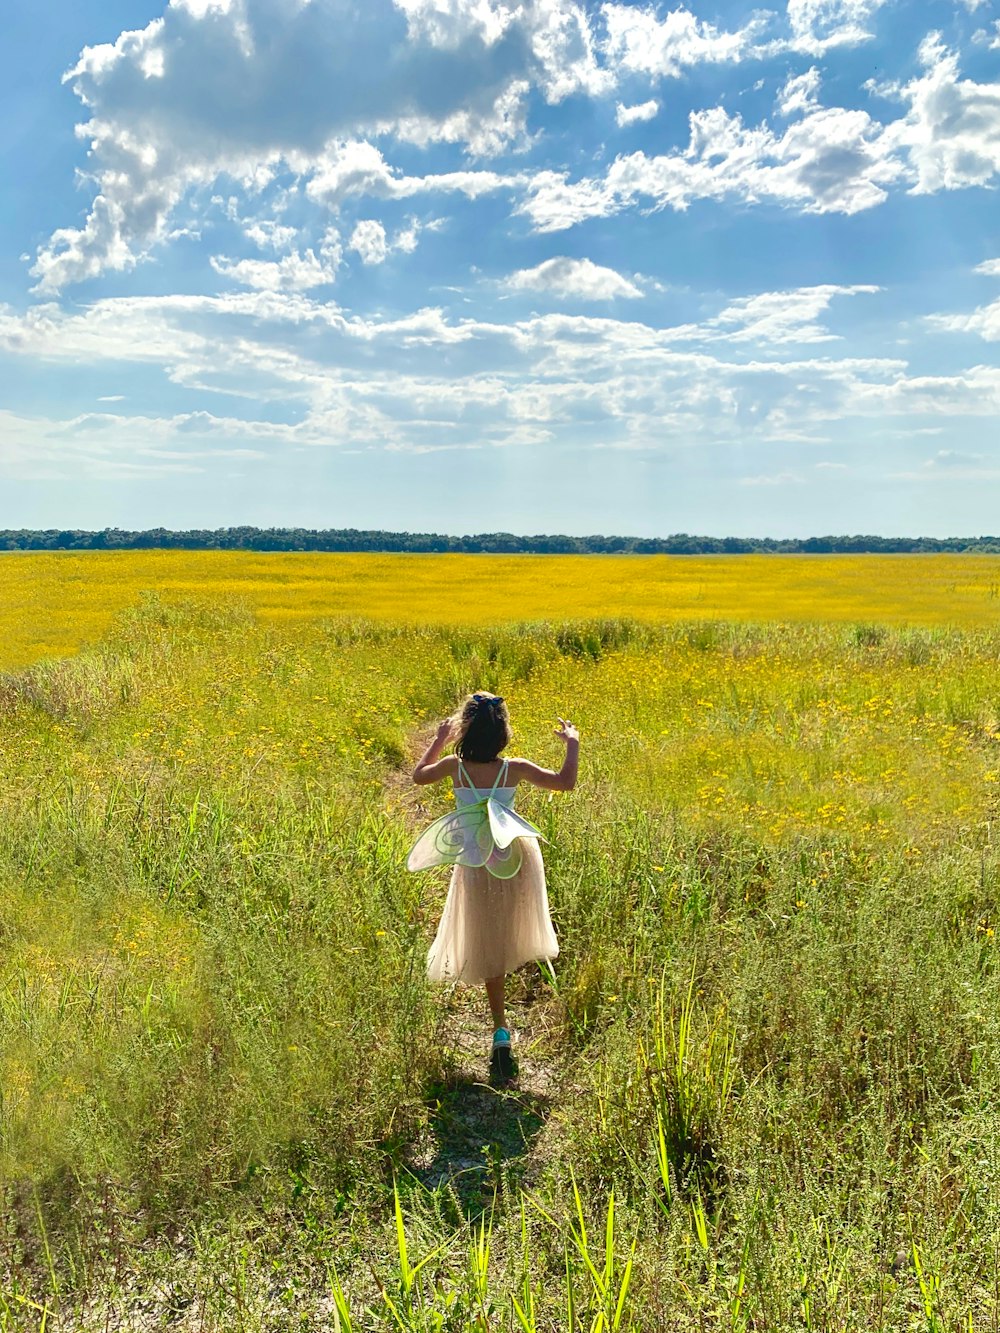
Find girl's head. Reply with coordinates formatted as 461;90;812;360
452;692;511;763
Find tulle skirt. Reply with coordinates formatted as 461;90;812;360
426;837;559;985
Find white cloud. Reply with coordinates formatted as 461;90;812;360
211;246;340;291
849;365;1000;417
924;251;1000;345
508;256;643;300
886;35;1000;195
30;0;1000;296
785;0;887;54
393;0;517;48
603;3;769;78
8;279;1000;482
777;67;821;116
0;288;916;458
705;284;879;344
30;0;550;291
615;99;659;127
396;0;610;101
739;471;804;486
349;219;389;265
924;449;985;466
244;219;299;251
303;139;515;207
0;405;272;482
520;97;901;229
929;302;1000;341
521;40;1000;230
31;195;137;294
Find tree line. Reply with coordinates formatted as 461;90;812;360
2;528;1000;554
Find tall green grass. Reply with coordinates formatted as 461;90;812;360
3;599;1000;1327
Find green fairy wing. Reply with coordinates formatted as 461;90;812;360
406;803;493;872
406;797;547;878
486;798;546;851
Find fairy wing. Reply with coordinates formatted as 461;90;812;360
486;798;546;851
406;803;493;872
407;796;547;874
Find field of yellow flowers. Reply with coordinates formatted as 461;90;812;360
3;549;1000;667
1;557;1000;1329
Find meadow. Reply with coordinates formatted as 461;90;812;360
1;554;1000;1330
4;549;1000;666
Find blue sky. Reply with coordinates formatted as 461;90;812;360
2;0;1000;537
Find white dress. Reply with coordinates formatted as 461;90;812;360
425;760;559;985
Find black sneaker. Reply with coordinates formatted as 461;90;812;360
489;1028;518;1085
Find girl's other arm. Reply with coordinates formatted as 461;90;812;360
412;719;458;785
512;718;579;792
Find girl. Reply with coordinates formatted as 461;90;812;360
409;692;579;1083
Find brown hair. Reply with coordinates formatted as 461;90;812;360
452;692;511;763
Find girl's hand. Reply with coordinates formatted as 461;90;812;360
434;718;454;744
554;718;579;744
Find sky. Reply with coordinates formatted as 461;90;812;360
1;0;1000;538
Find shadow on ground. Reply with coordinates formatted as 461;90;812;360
404;1072;552;1219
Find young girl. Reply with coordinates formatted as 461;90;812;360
409;692;579;1082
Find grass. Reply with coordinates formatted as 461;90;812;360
1;570;1000;1327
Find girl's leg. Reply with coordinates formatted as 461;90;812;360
485;974;516;1083
485;975;506;1031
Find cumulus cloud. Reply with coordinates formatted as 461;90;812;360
211;246;341;291
397;0;610;101
243;218;299;251
520;97;902;229
929;302;1000;341
28;0;558;291
520;39;1000;231
615;99;659;127
785;0;888;53
508;256;643;300
886;34;1000;194
850;365;1000;418
927;259;1000;341
29;0;1000;292
303;139;515;207
777;67;821;116
603;3;769;77
349;219;389;265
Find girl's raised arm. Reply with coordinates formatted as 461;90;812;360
511;718;579;792
412;719;459;785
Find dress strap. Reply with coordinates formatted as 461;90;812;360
487;758;509;797
456;758;474;789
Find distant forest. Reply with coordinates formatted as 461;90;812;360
3;528;1000;554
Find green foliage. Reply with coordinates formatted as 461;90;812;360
3;526;1000;553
